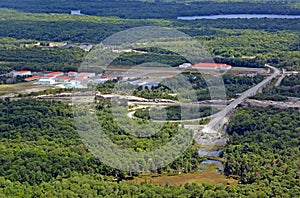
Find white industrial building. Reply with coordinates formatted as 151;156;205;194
12;70;32;77
38;78;56;85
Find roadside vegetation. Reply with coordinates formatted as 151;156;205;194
224;107;300;196
134;106;212;121
273;74;300;98
0;99;299;197
252;74;300;100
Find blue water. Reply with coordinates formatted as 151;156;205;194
200;160;223;166
178;14;300;20
200;160;224;173
198;150;222;157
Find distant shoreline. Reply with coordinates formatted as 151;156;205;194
178;14;300;20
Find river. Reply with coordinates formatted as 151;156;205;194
177;14;300;20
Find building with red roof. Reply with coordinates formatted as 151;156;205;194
55;76;71;83
68;71;78;77
45;72;64;77
12;70;32;77
42;75;55;79
25;76;41;82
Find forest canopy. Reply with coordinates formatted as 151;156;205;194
0;99;299;197
0;0;299;19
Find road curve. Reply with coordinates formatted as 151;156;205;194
203;64;281;132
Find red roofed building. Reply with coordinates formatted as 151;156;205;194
55;76;71;83
68;71;78;77
12;70;32;77
38;75;56;84
25;75;41;82
45;72;64;77
42;75;56;79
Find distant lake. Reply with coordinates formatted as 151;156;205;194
177;14;300;20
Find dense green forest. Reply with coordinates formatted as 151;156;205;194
0;0;299;19
273;74;300;98
0;9;299;74
224;107;300;196
0;99;203;183
253;74;300;99
134;106;212;121
0;99;299;196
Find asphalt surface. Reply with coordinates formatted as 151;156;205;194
203;64;280;132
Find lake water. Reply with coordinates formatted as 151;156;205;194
200;159;224;173
198;150;223;157
200;160;223;166
177;14;300;20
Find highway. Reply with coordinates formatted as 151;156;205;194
225;64;280;114
203;64;281;133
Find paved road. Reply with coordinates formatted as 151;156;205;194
275;74;286;87
129;101;227;108
203;64;280;132
218;65;279;114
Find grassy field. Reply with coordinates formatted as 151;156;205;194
130;164;237;186
0;83;50;95
0;82;37;91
